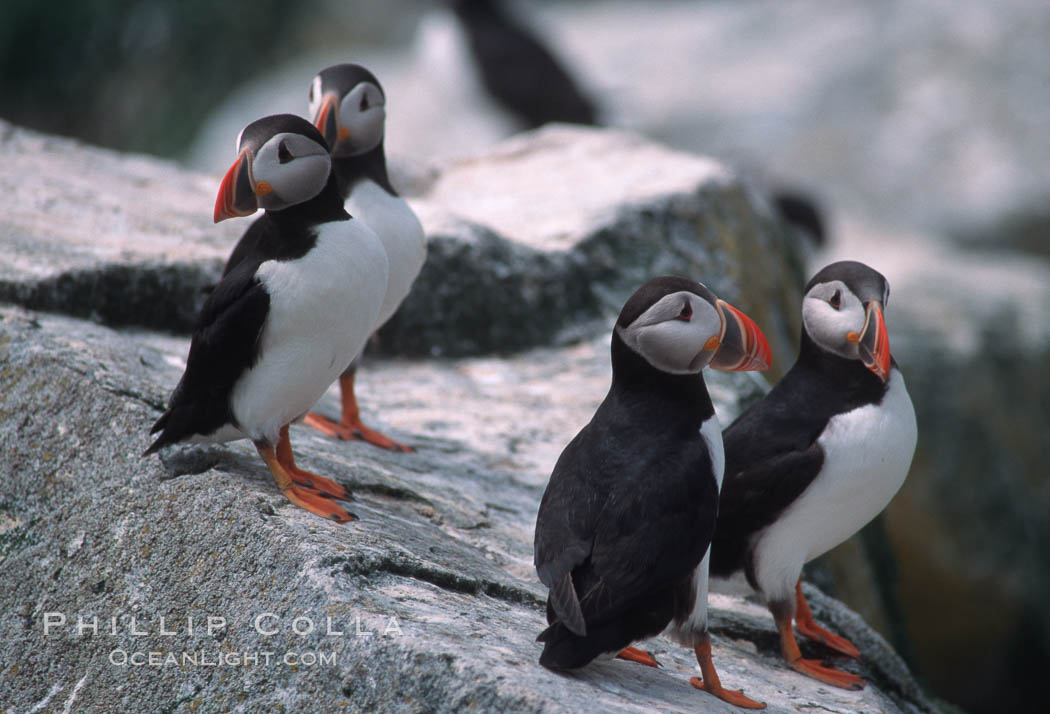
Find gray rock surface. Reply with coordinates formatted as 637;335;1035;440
1;307;934;714
0;124;933;712
0;120;236;332
384;126;805;362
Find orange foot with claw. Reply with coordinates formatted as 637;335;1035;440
617;646;661;668
256;426;356;523
795;580;861;658
690;634;765;709
776;598;865;690
305;373;413;452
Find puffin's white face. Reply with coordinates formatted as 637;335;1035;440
310;79;386;157
617;291;723;374
803;279;888;361
248;131;330;211
338;82;386;154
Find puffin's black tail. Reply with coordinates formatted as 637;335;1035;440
536;584;682;671
537;619;630;671
143;410;175;456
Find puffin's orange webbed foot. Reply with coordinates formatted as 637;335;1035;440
276;425;350;500
689;677;766;709
257;429;356;524
691;635;766;709
777;602;865;690
303;412;414;452
305;372;414;452
617;646;661;668
282;483;356;523
795;580;860;658
788;657;865;690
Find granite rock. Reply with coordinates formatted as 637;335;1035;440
0;307;935;714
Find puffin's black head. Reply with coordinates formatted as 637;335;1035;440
615;276;771;375
802;260;892;382
308;63;386;158
214;114;331;222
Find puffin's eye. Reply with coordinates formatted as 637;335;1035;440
360;93;370;111
278;140;293;164
676;301;693;321
829;290;841;310
308;85;314;102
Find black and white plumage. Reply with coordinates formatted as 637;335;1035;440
534;276;769;709
710;260;917;690
308;64;426;336
146;114;389;523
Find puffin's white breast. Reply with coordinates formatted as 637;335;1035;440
751;368;917;601
229;219;389;443
665;412;724;644
345;180;426;327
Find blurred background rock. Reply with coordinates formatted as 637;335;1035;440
3;1;1048;712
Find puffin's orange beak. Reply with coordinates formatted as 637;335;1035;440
313;92;341;150
709;300;772;372
855;301;891;382
213;147;257;223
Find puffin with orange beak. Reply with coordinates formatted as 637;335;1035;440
534;276;769;709
147;114;389;524
305;63;426;452
709;260;917;690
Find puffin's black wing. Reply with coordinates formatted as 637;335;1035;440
145;260;270;453
453;0;597;128
710;442;824;579
534;428;603;635
535;409;717;638
709;373;829;578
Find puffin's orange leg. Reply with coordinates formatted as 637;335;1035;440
617;646;661;668
276;425;349;500
689;632;766;709
256;441;354;524
775;605;865;690
304;372;414;452
795;579;861;658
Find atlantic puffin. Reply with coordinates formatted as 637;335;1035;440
709;260;917;689
146;114;389;523
534;276;770;709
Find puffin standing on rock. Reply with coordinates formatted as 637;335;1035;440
304;63;426;452
534;276;770;709
710;260;917;689
146;114;389;523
